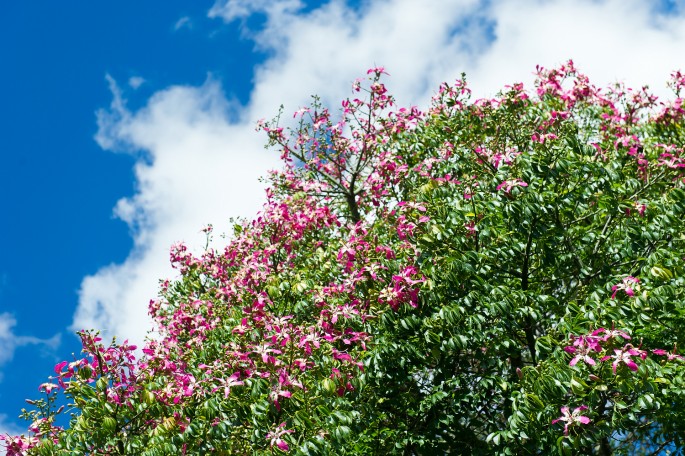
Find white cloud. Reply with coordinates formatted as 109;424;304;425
128;76;145;90
0;313;60;378
465;0;685;98
208;0;304;23
238;0;685;108
73;76;280;342
174;16;192;31
74;0;685;345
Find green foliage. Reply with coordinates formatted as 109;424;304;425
5;64;685;455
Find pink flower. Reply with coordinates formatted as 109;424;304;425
463;181;479;199
652;348;685;361
232;318;250;335
292;107;310;118
267;422;294;452
496;178;528;194
0;435;40;455
332;350;353;363
552;405;591;435
351;77;363;92
397;201;426;212
601;345;645;374
38;382;59;394
464;221;476;237
610;276;639;299
211;372;244;398
28;418;49;434
567;350;597;367
253;343;281;364
270;388;292;411
54;361;67;374
367;67;389;76
634;202;646;217
591;327;631;342
564;335;601;367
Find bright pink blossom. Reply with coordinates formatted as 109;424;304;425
38;383;59;394
591;327;631;342
464;221;476;237
267;422;294;452
552;405;591;435
496;178;528;194
632;202;646;217
211;372;244;398
601;345;646;374
611;276;639;299
564;335;601;367
0;435;39;455
652;349;685;361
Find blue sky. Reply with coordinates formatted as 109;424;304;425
2;0;685;440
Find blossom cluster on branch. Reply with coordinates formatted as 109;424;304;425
4;62;685;454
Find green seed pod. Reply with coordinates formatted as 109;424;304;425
78;366;93;381
143;390;156;405
102;416;117;433
96;377;108;392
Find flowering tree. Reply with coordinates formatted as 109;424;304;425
3;62;685;455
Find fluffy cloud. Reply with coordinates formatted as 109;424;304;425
73;77;280;341
0;313;60;379
208;0;304;23
74;0;685;344
467;0;685;98
217;0;685;110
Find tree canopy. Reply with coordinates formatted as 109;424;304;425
3;62;685;455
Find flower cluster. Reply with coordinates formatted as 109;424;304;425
563;324;683;374
6;62;685;454
0;435;39;456
555;324;684;437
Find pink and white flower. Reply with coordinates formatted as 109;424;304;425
564;335;602;367
552;405;591;435
610;276;639;299
267;422;294;452
601;345;646;374
496;178;528;194
591;327;631;342
652;348;685;361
